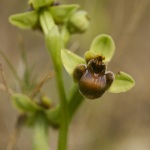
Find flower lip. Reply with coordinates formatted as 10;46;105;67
87;56;106;74
72;54;115;99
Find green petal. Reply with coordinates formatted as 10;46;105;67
108;71;135;93
89;34;115;62
30;0;54;9
12;93;42;113
61;49;85;75
50;4;79;23
9;11;38;29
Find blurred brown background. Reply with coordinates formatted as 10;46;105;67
0;0;150;150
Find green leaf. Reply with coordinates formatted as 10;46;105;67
39;9;55;35
89;34;115;62
46;25;64;67
50;4;79;23
12;93;41;113
108;71;135;93
9;11;38;29
61;49;85;75
30;0;54;9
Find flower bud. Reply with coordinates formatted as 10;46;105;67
40;96;52;109
68;10;90;33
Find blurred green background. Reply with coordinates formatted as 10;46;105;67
0;0;150;150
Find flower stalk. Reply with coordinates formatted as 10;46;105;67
39;9;69;150
33;113;49;150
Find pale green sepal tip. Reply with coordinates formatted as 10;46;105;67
61;49;85;75
9;11;38;29
89;34;115;62
108;71;135;93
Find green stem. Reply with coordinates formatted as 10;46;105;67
32;113;49;150
68;84;84;122
40;9;69;150
56;69;68;150
46;84;84;126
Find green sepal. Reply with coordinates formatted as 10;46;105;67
61;49;85;75
12;93;42;113
29;0;54;9
50;4;79;23
9;11;38;29
108;71;135;93
89;34;115;62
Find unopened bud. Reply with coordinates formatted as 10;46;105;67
68;10;90;33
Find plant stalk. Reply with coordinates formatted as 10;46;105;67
32;113;49;150
40;9;69;150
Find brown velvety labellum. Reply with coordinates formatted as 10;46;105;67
73;56;114;99
79;70;107;99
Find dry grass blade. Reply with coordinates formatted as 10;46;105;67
0;63;15;95
0;83;14;95
6;114;26;150
30;71;54;99
0;50;21;83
